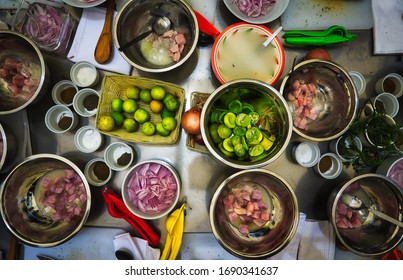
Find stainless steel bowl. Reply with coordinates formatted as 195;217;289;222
0;154;91;247
0;30;49;115
280;59;359;142
0;122;17;173
200;79;293;169
114;0;199;73
327;174;403;257
209;169;299;259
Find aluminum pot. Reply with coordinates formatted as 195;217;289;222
327;173;403;257
0;30;50;115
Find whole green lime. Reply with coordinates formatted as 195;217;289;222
164;96;180;112
141;122;156;136
111;98;124;112
156;122;171;136
123;118;139;132
140;89;152;103
160;107;175;119
150;85;166;101
134;108;151;124
111;111;125;126
122;99;139;113
161;116;177;131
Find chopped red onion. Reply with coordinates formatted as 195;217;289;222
232;0;276;18
127;163;178;214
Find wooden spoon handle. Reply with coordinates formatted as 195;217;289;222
94;0;115;64
103;0;115;33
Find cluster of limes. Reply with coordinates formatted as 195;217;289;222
98;84;180;137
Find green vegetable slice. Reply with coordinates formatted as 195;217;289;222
228;100;242;114
231;135;241;146
236;113;251;127
246;127;262;145
233;126;246;136
219;142;235;157
223;112;236;128
249;144;264;157
241;102;255;114
223;138;234;152
209;123;222;143
217;124;233;139
248;111;260;124
234;143;246;157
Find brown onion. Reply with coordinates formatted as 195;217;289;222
181;106;201;134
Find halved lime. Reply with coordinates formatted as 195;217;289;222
209;123;222;143
246;127;262;145
217;124;232;139
223;112;236;128
233;126;246;136
234;143;246;157
219;142;234;157
222;138;234;152
248;111;260;124
228;100;242;114
249;144;264;157
236;113;251;127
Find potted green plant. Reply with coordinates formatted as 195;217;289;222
343;99;402;173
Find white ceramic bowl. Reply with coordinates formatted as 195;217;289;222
74;125;104;153
84;158;113;187
104;142;134;171
211;23;285;85
73;88;99;117
223;0;290;24
122;159;180;220
292;141;321;168
45;104;78;133
70;61;99;88
51;80;78;106
62;0;106;8
314;152;342;179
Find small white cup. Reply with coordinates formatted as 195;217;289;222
51;80;78;106
375;73;403;98
104;142;135;171
45;104;78;133
84;158;113;186
315;152;342;179
370;92;399;118
329;135;363;162
292;141;321;168
74;125;104;153
73;88;100;117
349;71;366;96
70;61;99;88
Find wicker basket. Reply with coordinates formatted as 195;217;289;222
96;75;185;144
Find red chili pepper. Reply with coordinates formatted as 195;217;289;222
102;187;160;247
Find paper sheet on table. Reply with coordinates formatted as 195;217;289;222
372;0;403;54
297;219;335;260
113;232;160;260
67;7;132;74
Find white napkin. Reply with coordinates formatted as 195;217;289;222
268;213;307;260
113;232;160;260
297;219;335;260
372;0;403;54
67;7;132;74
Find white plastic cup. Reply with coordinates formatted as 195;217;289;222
70;61;99;88
314;153;342;179
370;92;399;118
292;141;321;168
375;73;403;98
51;80;78;106
84;158;113;187
349;71;366;96
45;104;78;133
104;142;135;171
74;125;104;153
73;88;99;117
329;135;363;162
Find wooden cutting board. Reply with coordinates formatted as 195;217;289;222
281;0;373;31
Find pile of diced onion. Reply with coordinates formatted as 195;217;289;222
126;162;178;214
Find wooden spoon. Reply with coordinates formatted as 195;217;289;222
94;0;115;64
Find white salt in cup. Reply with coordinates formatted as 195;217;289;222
292;142;321;168
370;92;399;118
70;61;99;88
375;73;403;98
